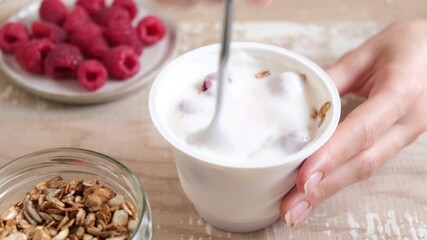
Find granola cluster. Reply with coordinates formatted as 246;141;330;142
312;101;332;127
0;176;139;240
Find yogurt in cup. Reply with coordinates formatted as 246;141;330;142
149;42;340;232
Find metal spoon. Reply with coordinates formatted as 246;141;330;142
212;0;234;126
188;0;238;155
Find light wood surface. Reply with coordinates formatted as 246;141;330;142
1;0;427;239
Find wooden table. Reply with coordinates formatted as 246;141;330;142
1;0;427;239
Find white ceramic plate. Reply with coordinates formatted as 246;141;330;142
0;0;177;104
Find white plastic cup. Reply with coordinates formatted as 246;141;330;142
149;42;340;232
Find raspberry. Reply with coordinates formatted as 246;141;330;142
0;22;29;54
39;0;68;25
137;15;166;45
112;0;137;20
128;33;143;55
178;99;207;114
202;72;217;92
77;60;107;91
32;21;67;43
95;6;130;26
268;72;305;95
103;46;139;80
15;39;54;74
76;0;105;16
84;37;109;59
201;72;232;94
70;23;108;59
45;43;84;79
70;23;103;45
76;0;106;16
279;130;311;154
63;6;91;33
104;20;143;55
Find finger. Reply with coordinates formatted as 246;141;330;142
397;91;427;132
325;45;375;95
281;122;413;226
279;186;308;227
296;75;413;194
279;186;305;219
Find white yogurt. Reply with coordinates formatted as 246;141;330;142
165;50;316;163
150;43;340;232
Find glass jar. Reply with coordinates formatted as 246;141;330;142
0;148;152;239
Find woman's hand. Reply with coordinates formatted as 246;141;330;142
281;18;427;226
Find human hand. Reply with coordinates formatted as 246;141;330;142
281;18;427;226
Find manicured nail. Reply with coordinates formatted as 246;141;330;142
284;201;310;227
304;172;323;194
293;204;313;226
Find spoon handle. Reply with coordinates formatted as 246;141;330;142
214;0;234;123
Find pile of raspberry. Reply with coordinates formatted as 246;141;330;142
0;0;166;91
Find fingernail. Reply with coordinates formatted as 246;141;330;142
293;204;313;226
304;172;323;194
284;201;310;227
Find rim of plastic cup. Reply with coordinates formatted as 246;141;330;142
149;42;341;170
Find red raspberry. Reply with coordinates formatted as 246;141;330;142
103;46;139;80
95;6;130;27
32;21;67;43
84;37;109;59
178;99;206;114
15;39;54;74
0;22;29;54
45;43;84;79
63;6;91;33
137;15;166;45
279;130;311;154
128;33;143;55
39;0;68;25
70;23;108;59
76;0;106;16
77;60;107;91
104;20;143;55
112;0;137;20
70;23;102;44
202;72;217;92
201;72;232;93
